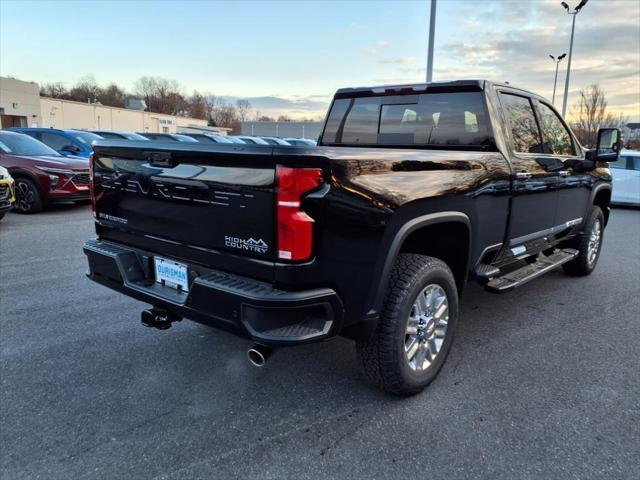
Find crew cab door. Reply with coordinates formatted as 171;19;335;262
498;92;557;246
533;100;590;229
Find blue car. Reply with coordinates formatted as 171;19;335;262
9;128;103;158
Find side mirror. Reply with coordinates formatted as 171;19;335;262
585;128;622;162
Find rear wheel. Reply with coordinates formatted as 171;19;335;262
357;254;458;396
13;178;43;214
562;205;604;276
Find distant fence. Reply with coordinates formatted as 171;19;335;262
240;121;323;140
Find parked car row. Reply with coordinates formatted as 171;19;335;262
0;128;319;218
134;132;317;146
8;127;317;155
0;130;90;215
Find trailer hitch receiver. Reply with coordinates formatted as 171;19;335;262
141;308;182;330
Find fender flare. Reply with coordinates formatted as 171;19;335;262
589;182;612;224
590;182;611;205
365;211;472;317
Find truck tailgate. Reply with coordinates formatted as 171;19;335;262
91;142;276;272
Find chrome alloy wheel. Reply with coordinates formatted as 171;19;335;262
15;180;35;212
587;219;602;265
405;284;449;371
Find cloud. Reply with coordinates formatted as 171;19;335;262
433;1;640;118
378;56;418;66
362;40;391;55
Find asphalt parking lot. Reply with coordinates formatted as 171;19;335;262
1;206;639;480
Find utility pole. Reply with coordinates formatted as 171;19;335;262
560;0;589;117
426;0;437;82
549;53;566;105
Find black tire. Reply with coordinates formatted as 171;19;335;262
357;254;458;396
13;178;43;214
562;205;605;276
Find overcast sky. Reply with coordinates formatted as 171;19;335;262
1;0;638;120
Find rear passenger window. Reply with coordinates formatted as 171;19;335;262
321;91;491;148
536;102;575;155
500;93;543;154
379;102;419;144
341;97;381;144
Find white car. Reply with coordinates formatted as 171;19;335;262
610;150;640;206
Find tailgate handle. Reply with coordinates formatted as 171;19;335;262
145;151;176;168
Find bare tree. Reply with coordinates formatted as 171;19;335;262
97;83;126;108
572;84;628;147
40;78;125;108
68;75;101;103
40;82;69;99
200;94;216;125
187;90;208;120
277;114;291;122
210;102;238;128
134;76;186;115
236;99;252;122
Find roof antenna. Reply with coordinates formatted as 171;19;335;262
504;81;510;85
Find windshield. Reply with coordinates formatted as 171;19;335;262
70;130;103;145
0;132;61;156
210;135;233;143
240;137;269;145
173;134;199;143
122;132;150;141
265;138;290;145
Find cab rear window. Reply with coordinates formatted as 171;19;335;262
321;92;492;149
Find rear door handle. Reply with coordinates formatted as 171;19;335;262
516;172;532;180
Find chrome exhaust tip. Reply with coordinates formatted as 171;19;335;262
247;344;274;367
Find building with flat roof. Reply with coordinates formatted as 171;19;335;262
0;76;207;133
0;77;41;128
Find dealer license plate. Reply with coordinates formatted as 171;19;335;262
154;257;189;292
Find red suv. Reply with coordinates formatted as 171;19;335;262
0;130;90;213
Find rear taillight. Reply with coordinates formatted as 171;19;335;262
89;152;96;218
276;166;323;261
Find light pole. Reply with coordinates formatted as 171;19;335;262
560;0;589;118
426;0;437;82
549;53;567;105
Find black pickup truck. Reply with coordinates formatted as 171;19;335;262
84;80;621;395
